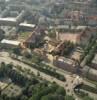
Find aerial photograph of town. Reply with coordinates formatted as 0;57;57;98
0;0;97;100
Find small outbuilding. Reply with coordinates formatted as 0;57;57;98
1;39;20;49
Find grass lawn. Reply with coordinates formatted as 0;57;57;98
18;31;32;40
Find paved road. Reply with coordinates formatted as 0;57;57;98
0;52;80;98
0;52;96;99
43;62;96;88
0;52;65;86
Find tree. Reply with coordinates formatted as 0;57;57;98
0;29;5;41
37;71;40;76
20;95;28;100
41;94;65;100
24;52;32;59
22;49;32;59
13;47;21;55
48;29;56;38
1;62;6;68
65;95;75;100
56;87;66;96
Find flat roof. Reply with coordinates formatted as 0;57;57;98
57;25;69;29
59;33;79;44
1;39;20;46
19;23;35;28
58;57;75;66
76;26;87;30
0;17;16;22
57;25;87;30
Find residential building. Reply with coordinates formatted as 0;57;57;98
1;39;20;49
53;56;77;73
58;26;92;45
